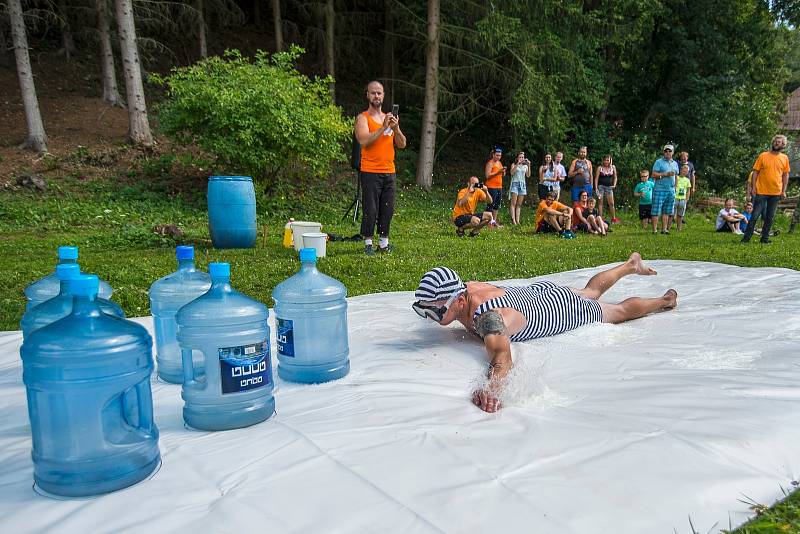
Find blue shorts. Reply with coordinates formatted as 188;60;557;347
597;184;614;197
509;181;527;196
571;184;593;202
487;188;502;211
651;189;675;217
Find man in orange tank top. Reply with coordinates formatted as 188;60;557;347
354;81;407;255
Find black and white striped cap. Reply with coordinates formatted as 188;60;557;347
415;267;465;302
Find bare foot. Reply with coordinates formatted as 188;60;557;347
628;252;657;276
661;289;678;309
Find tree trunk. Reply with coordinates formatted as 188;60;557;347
115;0;153;147
253;0;261;26
96;0;124;107
58;0;77;61
0;17;10;68
8;0;47;152
324;0;334;102
382;0;393;105
415;0;440;191
197;0;207;59
271;0;282;52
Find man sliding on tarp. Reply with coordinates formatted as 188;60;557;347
412;253;677;413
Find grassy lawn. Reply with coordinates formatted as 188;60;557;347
1;170;798;532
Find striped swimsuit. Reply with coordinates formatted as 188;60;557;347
473;281;603;341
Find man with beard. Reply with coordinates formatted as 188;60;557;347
355;81;407;255
742;135;790;244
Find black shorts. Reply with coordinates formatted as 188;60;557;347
454;214;476;227
487;188;502;211
575;223;589;232
537;220;558;233
638;204;652;220
716;224;732;233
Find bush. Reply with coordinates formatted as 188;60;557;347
152;47;351;183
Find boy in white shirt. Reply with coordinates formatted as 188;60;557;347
715;198;746;234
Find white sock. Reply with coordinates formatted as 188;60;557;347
379;237;389;248
364;238;373;246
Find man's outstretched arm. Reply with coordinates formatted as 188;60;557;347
472;332;513;413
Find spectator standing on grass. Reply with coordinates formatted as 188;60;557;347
569;147;593;202
673;165;693;231
484;147;506;228
677;151;697;191
355;80;407;256
742;134;790;244
634;170;654;230
553;152;567;200
508;152;530;225
651;144;679;234
452;176;492;237
594;154;619;223
538;153;557;201
716;198;746;234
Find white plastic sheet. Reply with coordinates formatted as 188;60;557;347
0;260;798;533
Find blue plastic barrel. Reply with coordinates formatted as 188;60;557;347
272;248;350;383
207;176;257;249
176;262;275;431
21;274;160;497
149;246;211;384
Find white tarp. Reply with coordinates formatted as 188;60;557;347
0;260;798;533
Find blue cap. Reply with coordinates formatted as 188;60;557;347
209;262;230;278
56;264;81;280
69;274;99;297
299;248;317;263
58;246;78;260
493;146;503;154
176;245;194;260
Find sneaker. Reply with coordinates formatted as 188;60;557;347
378;244;394;253
760;238;772;244
771;229;781;237
365;244;376;256
611;217;621;223
456;228;465;237
734;229;744;235
740;237;751;244
661;230;670;235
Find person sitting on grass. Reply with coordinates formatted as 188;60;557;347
452;176;492;237
715;198;746;234
572;191;605;235
411;252;677;412
535;190;574;237
584;197;608;235
634;170;654;230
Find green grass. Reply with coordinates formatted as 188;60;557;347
1;171;799;532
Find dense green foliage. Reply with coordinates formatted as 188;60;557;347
152;47;351;182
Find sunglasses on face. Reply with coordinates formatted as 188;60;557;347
412;291;462;322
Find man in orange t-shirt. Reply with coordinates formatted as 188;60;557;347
452;176;492;237
483;147;506;227
742;134;790;244
535;190;574;236
355;81;407;255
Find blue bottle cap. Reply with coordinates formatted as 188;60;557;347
176;245;194;260
209;262;230;278
58;246;79;260
299;248;317;263
56;264;81;280
69;274;99;297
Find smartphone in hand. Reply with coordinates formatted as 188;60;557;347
391;104;399;116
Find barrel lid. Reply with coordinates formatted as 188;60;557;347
208;175;252;182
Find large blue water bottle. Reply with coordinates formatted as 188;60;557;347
176;262;274;431
272;248;350;383
21;275;160;497
20;264;125;339
24;246;113;310
149;246;211;383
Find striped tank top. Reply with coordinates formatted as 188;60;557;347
473;281;603;341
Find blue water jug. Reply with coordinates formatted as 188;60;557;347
176;262;274;431
149;246;211;384
207;176;257;249
21;275;160;497
272;248;350;383
20;264;125;339
24;246;113;310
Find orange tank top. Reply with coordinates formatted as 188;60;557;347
360;112;395;174
485;160;503;189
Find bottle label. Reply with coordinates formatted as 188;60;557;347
218;340;272;394
276;318;294;358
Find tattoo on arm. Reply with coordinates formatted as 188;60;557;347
474;310;506;338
